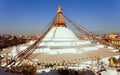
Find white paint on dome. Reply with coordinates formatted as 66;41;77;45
108;46;114;49
25;40;35;45
82;47;98;51
14;25;117;60
96;45;104;48
11;46;18;57
43;27;79;40
110;49;119;52
20;46;28;51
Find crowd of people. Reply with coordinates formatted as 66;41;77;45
57;67;96;75
1;56;120;75
33;56;120;75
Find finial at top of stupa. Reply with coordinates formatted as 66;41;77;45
54;5;66;27
57;5;63;13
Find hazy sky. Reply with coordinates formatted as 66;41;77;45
0;0;120;34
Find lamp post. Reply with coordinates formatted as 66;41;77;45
0;48;2;67
0;48;3;68
97;56;101;75
0;39;4;68
92;55;101;75
6;53;8;66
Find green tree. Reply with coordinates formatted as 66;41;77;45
108;57;117;64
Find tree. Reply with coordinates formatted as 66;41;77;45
108;57;117;64
108;57;117;67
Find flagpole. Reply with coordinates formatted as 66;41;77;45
0;49;1;67
97;56;101;75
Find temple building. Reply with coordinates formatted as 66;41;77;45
1;6;119;64
102;33;120;47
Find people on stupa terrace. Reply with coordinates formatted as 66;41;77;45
31;56;120;75
2;56;120;75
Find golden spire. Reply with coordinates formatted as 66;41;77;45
54;6;66;27
57;5;62;13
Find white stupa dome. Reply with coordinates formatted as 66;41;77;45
44;27;79;41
